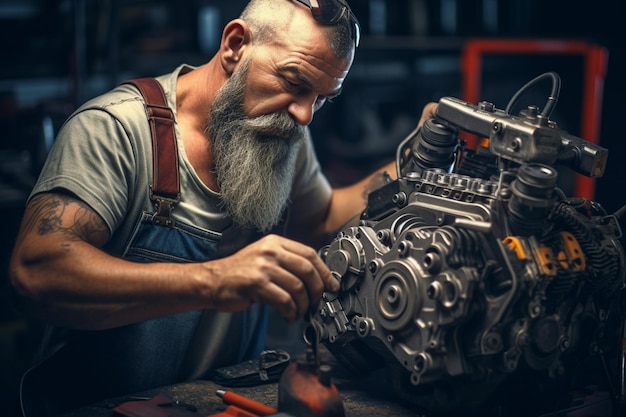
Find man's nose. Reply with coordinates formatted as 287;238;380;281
287;98;315;126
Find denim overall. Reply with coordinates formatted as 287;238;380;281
20;78;268;416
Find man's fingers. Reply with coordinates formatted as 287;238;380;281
221;235;340;321
256;280;300;321
279;238;339;294
262;237;338;319
265;266;311;319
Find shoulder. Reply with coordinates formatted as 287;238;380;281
74;83;148;122
69;65;192;129
59;82;158;152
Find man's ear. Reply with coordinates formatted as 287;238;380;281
219;19;251;75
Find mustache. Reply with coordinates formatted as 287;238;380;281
240;111;303;140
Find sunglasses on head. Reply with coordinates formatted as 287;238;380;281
292;0;361;47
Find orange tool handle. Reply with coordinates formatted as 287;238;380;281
216;390;277;416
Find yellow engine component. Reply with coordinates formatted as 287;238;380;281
557;231;586;272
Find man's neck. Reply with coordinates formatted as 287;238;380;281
175;62;224;192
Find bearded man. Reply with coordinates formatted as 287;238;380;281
9;0;435;415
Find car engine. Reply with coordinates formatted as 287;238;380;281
309;72;625;415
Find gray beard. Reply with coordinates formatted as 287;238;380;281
206;59;305;233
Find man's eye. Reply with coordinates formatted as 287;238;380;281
285;79;302;89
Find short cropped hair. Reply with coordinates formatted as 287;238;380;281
240;0;354;60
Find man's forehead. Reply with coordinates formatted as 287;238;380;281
279;65;346;97
277;18;353;69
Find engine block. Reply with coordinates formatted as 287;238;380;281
310;73;625;415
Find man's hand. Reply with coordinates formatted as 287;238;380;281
201;234;339;321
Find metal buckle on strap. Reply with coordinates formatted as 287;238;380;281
150;189;180;227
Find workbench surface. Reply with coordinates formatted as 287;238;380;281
60;371;616;417
61;372;423;417
58;344;616;417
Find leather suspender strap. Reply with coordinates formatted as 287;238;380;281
123;77;180;226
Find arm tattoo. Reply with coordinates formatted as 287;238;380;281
25;193;109;244
362;171;392;201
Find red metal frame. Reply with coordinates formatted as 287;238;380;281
461;38;608;199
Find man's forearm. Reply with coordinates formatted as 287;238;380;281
320;160;396;237
10;240;212;330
